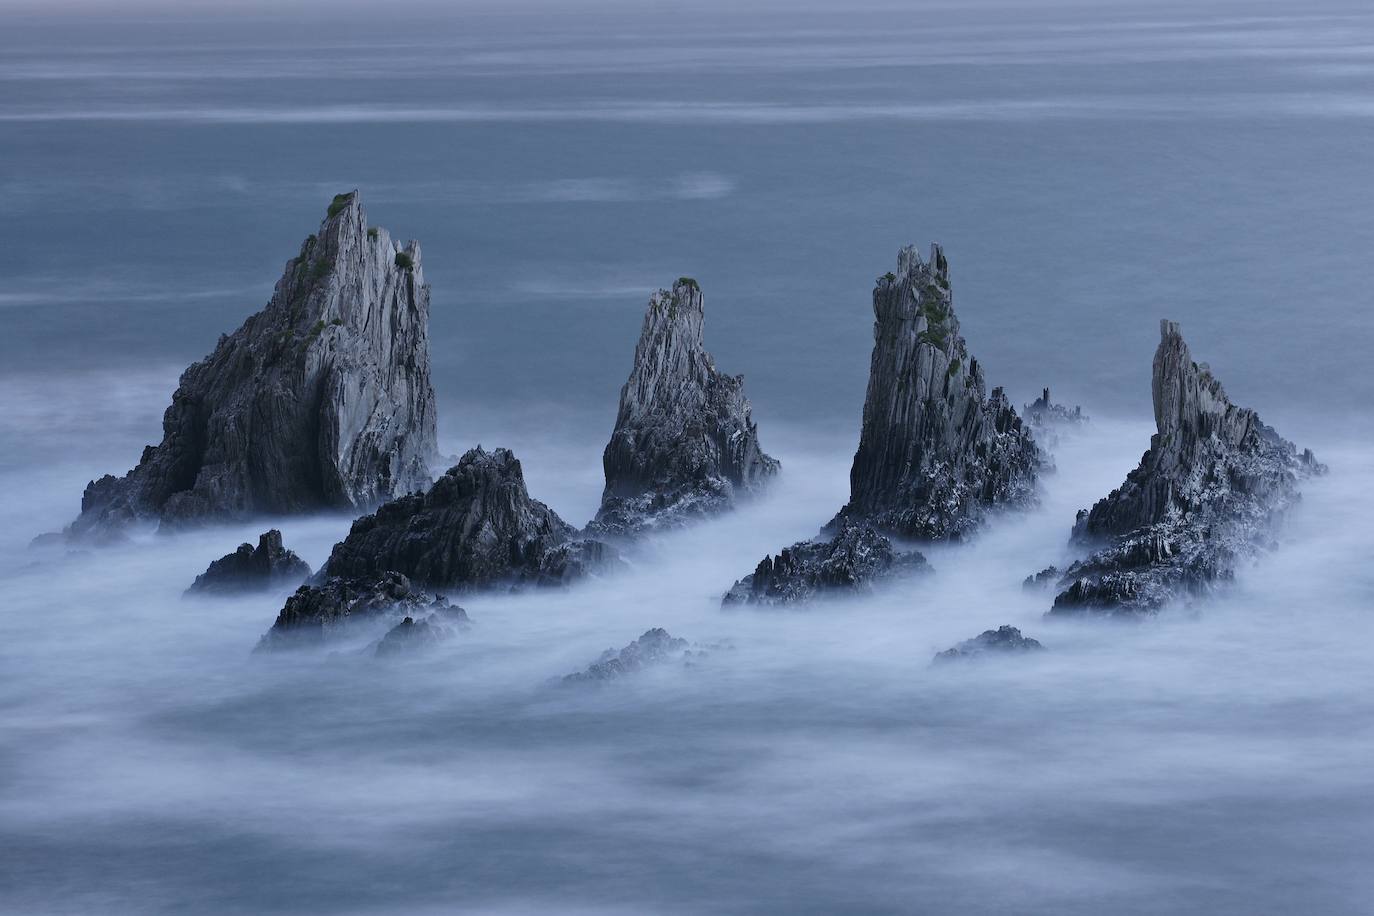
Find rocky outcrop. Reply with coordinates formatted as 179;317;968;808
1049;320;1325;616
831;245;1041;540
255;571;467;651
934;625;1044;661
321;446;618;591
562;628;696;683
69;191;437;541
185;529;311;596
591;278;779;536
722;518;929;608
1022;565;1060;591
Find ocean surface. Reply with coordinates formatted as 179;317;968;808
2;1;1373;913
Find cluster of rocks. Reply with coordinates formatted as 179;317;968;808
1023;387;1087;450
1046;321;1324;617
185;529;311;596
54;199;1330;655
69;192;437;542
590;278;779;537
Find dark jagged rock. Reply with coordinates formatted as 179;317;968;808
934;625;1045;662
69;191;437;541
255;571;467;651
562;628;694;683
534;538;627;587
185;529;311;596
1050;320;1325;617
321;446;619;592
1024;387;1087;428
373;614;457;658
590;279;779;537
831;244;1042;541
1022;565;1060;591
722;518;929;608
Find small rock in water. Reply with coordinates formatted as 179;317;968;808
373;614;456;658
255;571;468;652
722;518;929;608
1022;565;1060;591
562;628;695;683
185;529;311;596
934;625;1045;662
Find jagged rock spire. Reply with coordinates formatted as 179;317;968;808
69;191;438;539
1051;320;1324;615
833;244;1040;540
592;278;779;536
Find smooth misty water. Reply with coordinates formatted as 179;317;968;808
3;2;1374;914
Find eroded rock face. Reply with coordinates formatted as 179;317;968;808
70;191;437;540
1050;320;1325;616
562;628;694;683
934;625;1044;661
722;518;929;608
185;529;311;596
591;279;779;536
321;446;617;591
255;571;467;651
832;245;1041;540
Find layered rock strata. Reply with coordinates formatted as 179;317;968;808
831;244;1041;540
185;529;311;596
591;278;779;536
70;191;437;540
1050;320;1324;616
722;518;928;608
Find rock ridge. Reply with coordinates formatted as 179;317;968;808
185;529;311;595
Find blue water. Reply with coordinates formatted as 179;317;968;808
2;2;1373;913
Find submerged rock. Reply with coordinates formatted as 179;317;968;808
562;628;694;683
69;191;437;541
373;614;458;658
934;625;1045;661
1022;565;1060;591
185;529;311;596
256;571;467;651
591;278;779;537
1050;320;1325;616
321;446;619;591
831;244;1042;540
722;518;929;608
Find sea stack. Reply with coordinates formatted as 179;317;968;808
831;244;1041;540
69;191;438;540
1050;320;1324;615
591;278;779;536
